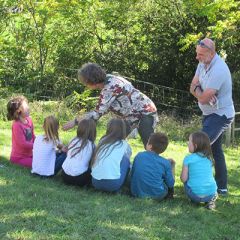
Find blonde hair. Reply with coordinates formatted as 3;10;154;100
43;115;59;144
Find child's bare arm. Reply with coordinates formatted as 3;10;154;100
180;165;188;183
167;158;176;179
164;159;175;199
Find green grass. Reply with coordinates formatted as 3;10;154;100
0;111;240;240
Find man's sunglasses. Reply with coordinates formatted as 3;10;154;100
197;40;213;51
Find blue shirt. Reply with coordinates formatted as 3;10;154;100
131;151;174;198
184;153;217;196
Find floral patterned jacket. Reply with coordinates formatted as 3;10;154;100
84;74;158;128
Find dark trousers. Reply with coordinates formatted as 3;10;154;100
138;115;154;147
62;169;92;187
202;113;233;190
125;115;154;148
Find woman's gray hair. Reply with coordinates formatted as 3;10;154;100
78;63;106;84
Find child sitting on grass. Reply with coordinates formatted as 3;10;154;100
62;119;96;187
131;132;175;200
7;96;35;168
180;131;217;210
91;119;132;192
31;115;66;177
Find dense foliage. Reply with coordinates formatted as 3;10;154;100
0;0;239;108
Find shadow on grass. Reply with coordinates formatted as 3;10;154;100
0;156;240;239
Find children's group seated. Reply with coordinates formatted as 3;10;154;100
7;96;218;210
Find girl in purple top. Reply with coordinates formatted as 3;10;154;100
7;96;35;168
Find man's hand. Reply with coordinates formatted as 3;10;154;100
209;95;218;106
190;75;200;95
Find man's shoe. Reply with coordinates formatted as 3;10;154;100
217;189;228;196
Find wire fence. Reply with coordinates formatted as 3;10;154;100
32;71;201;119
1;62;239;123
124;76;201;118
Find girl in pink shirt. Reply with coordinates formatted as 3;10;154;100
7;96;35;168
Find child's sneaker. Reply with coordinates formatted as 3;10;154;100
205;195;217;210
205;200;216;210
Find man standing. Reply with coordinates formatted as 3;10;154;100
190;38;235;196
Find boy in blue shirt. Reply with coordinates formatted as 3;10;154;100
131;132;175;200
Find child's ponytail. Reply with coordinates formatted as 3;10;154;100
7;96;27;120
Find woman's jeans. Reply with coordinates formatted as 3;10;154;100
184;184;217;203
92;155;130;192
125;115;155;148
138;115;154;147
202;113;233;190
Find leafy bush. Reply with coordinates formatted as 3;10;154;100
157;113;201;142
64;90;98;113
30;101;75;125
0;99;8;121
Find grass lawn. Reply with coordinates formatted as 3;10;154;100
0;114;240;240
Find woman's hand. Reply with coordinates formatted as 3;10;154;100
62;119;76;131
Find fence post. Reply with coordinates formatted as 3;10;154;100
225;124;232;147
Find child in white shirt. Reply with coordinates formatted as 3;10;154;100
32;115;66;177
62;119;96;186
